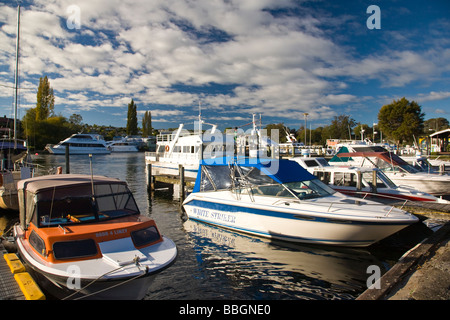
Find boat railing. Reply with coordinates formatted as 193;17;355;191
156;133;177;143
268;194;411;217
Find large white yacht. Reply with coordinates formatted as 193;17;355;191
145;114;275;179
45;134;111;155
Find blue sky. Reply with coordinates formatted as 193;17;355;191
0;0;449;132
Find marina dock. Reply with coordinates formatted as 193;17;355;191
358;217;450;300
146;164;195;201
0;243;45;300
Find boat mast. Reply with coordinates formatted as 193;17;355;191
13;4;20;149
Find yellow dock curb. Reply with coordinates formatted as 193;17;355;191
3;253;46;300
4;253;26;274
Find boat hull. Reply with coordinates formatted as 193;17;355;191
47;146;111;155
183;196;418;247
0;188;19;211
14;225;177;300
22;262;156;300
386;174;450;197
146;160;199;179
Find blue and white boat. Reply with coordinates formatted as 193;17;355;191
182;157;418;247
45;134;111;155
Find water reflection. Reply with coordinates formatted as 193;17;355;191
7;153;434;300
183;219;386;300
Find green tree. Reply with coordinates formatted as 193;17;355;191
423;117;449;133
142;110;152;137
322;115;356;140
126;99;138;136
378;97;425;144
36;76;55;120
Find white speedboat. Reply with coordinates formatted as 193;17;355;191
182;157;418;247
13;174;177;300
45;134;111;155
291;157;449;204
330;149;450;197
106;140;139;152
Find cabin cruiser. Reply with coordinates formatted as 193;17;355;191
291;157;448;204
45;134;111;155
145;114;276;179
329;150;450;197
182;157;418;247
13;174;177;300
106;140;138;152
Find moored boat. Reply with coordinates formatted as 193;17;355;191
329;150;450;197
45;134;111;155
291;157;449;204
106;140;139;152
13;174;177;300
182;157;418;247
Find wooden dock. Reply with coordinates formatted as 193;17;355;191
146;164;196;202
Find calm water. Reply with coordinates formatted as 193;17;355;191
5;153;434;300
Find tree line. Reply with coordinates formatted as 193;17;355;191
20;77;155;150
17;76;449;150
268;98;448;146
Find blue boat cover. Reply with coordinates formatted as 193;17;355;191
193;156;317;192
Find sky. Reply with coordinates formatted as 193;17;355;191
0;0;449;133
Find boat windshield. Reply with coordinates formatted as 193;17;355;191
376;157;419;174
199;164;335;200
35;183;139;227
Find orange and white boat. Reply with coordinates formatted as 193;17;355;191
13;174;177;300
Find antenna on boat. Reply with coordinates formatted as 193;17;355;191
89;154;95;197
198;100;202;134
13;3;20;149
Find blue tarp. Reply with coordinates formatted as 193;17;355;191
193;156;317;192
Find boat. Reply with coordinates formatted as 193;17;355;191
0;4;33;211
329;149;450;197
45;134;111;155
106;140;138;152
291;157;449;204
145;113;275;179
0;138;32;211
182;156;418;247
13;174;177;300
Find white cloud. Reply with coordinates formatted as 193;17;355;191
0;0;448;127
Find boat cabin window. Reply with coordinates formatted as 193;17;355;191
131;226;161;248
35;183;140;227
362;171;396;189
29;230;46;257
53;239;97;260
333;172;357;187
302;159;320;167
316;158;330;167
314;171;331;185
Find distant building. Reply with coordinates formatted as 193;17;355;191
430;128;450;153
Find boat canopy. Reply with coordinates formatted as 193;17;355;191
335;151;409;166
18;174;139;230
193;157;317;193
